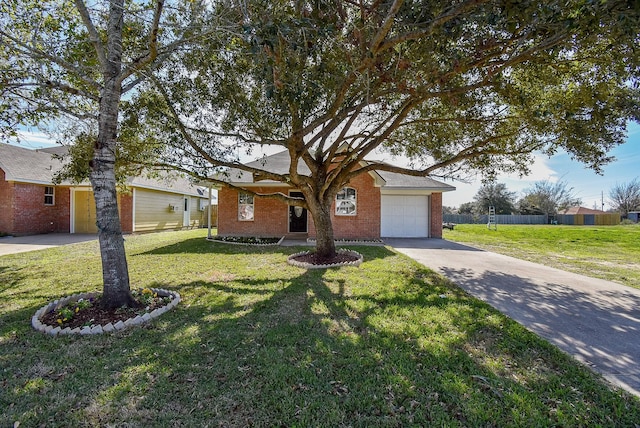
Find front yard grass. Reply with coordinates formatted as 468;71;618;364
2;229;639;426
444;224;640;289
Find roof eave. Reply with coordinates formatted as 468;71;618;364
381;186;456;192
225;181;292;188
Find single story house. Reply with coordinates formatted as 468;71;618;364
213;150;455;239
0;143;209;235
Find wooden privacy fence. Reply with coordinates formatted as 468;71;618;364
444;213;621;225
443;214;547;224
556;213;621;226
203;205;218;227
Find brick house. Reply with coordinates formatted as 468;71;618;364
215;150;455;239
0;144;209;236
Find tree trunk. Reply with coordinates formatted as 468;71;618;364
90;0;136;309
306;196;337;259
90;140;136;309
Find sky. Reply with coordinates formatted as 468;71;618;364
439;121;640;210
8;121;640;210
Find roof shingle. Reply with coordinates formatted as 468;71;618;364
0;144;205;197
216;150;455;191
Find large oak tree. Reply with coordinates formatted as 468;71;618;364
1;0;214;307
131;0;637;258
473;183;516;215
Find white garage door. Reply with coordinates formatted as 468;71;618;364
381;195;429;237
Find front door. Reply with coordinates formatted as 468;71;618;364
289;192;307;233
183;196;190;228
73;190;98;234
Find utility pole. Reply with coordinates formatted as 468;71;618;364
601;191;605;211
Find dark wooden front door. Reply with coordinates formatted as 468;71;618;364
289;192;307;233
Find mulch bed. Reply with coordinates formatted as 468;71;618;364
290;252;360;266
39;296;167;330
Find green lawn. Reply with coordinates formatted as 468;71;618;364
444;224;640;289
2;229;639;426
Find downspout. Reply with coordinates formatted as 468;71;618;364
207;185;212;239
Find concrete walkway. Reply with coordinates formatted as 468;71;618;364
385;238;640;397
0;234;97;256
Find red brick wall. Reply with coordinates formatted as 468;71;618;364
307;173;381;240
0;171;190;236
0;169;15;233
430;192;443;238
217;176;445;240
219;174;382;239
218;186;290;237
7;182;71;235
54;186;71;233
119;193;133;233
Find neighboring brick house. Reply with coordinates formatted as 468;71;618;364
0;144;209;236
215;150;455;239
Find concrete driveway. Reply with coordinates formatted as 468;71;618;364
385;238;640;397
0;234;97;256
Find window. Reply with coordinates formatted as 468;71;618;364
336;187;356;215
44;186;55;206
238;193;254;221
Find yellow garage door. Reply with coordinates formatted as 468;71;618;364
74;190;98;234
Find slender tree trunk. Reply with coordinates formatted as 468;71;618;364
90;136;135;308
90;0;136;309
306;196;337;259
90;163;135;308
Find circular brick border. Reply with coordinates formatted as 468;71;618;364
287;249;363;269
32;288;181;336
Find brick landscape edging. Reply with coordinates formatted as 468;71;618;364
32;288;181;336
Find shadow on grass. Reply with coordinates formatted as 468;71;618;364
134;237;397;261
439;265;640;393
3;241;640;427
0;265;25;294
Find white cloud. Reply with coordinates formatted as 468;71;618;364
8;130;58;149
502;153;559;183
443;153;561;207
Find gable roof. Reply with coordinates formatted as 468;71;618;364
221;150;311;183
0;143;68;185
375;169;455;191
127;174;209;198
0;143;206;197
559;206;607;215
217;150;455;192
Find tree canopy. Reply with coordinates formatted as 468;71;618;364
609;178;640;216
519;179;581;216
1;0;214;307
126;0;640;257
473;182;516;215
4;0;639;260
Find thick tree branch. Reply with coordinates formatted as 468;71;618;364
0;30;100;90
145;161;308;208
74;0;108;69
377;0;489;53
150;76;310;186
370;0;404;53
120;0;164;82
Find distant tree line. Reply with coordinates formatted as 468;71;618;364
446;178;640;218
609;178;640;217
